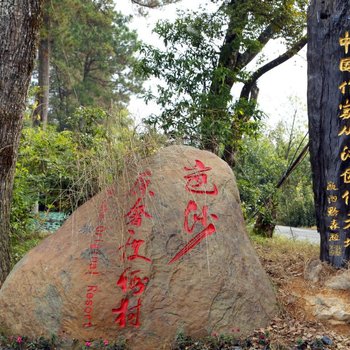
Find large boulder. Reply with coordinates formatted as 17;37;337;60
0;146;278;349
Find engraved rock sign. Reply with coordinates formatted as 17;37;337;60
0;146;278;349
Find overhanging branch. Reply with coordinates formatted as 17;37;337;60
130;0;179;8
240;35;307;99
237;23;277;69
276;142;309;189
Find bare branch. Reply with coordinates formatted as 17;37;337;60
223;35;307;166
130;0;159;8
240;35;307;99
130;0;179;8
237;23;277;69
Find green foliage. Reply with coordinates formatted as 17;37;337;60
235;133;285;217
10;108;136;265
15;126;77;209
270;119;316;227
277;159;316;227
35;0;143;128
138;0;308;153
235;121;316;228
138;6;233;145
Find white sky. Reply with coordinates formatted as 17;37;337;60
115;0;308;129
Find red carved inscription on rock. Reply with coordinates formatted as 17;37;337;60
169;159;219;264
112;298;142;328
113;170;154;329
184;159;218;195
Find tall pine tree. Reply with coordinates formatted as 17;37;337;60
33;0;142;129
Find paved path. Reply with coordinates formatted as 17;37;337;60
274;225;320;244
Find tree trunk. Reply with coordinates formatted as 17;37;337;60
33;12;50;128
222;82;260;167
308;0;350;267
253;198;277;238
201;0;248;155
201;0;307;164
0;0;42;285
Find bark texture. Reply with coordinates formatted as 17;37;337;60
0;0;42;284
308;0;350;267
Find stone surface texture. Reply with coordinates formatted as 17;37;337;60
305;295;350;325
0;146;278;349
304;259;324;283
325;270;350;290
297;263;350;326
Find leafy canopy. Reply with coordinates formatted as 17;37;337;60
235;120;315;228
36;0;143;128
138;0;307;155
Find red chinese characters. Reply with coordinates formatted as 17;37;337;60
112;268;148;328
113;170;154;328
118;237;152;263
125;197;153;227
184;200;218;233
184;160;218;195
129;170;155;197
82;187;115;328
117;268;149;295
112;298;142;328
169;160;219;264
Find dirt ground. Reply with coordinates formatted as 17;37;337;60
253;236;350;349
